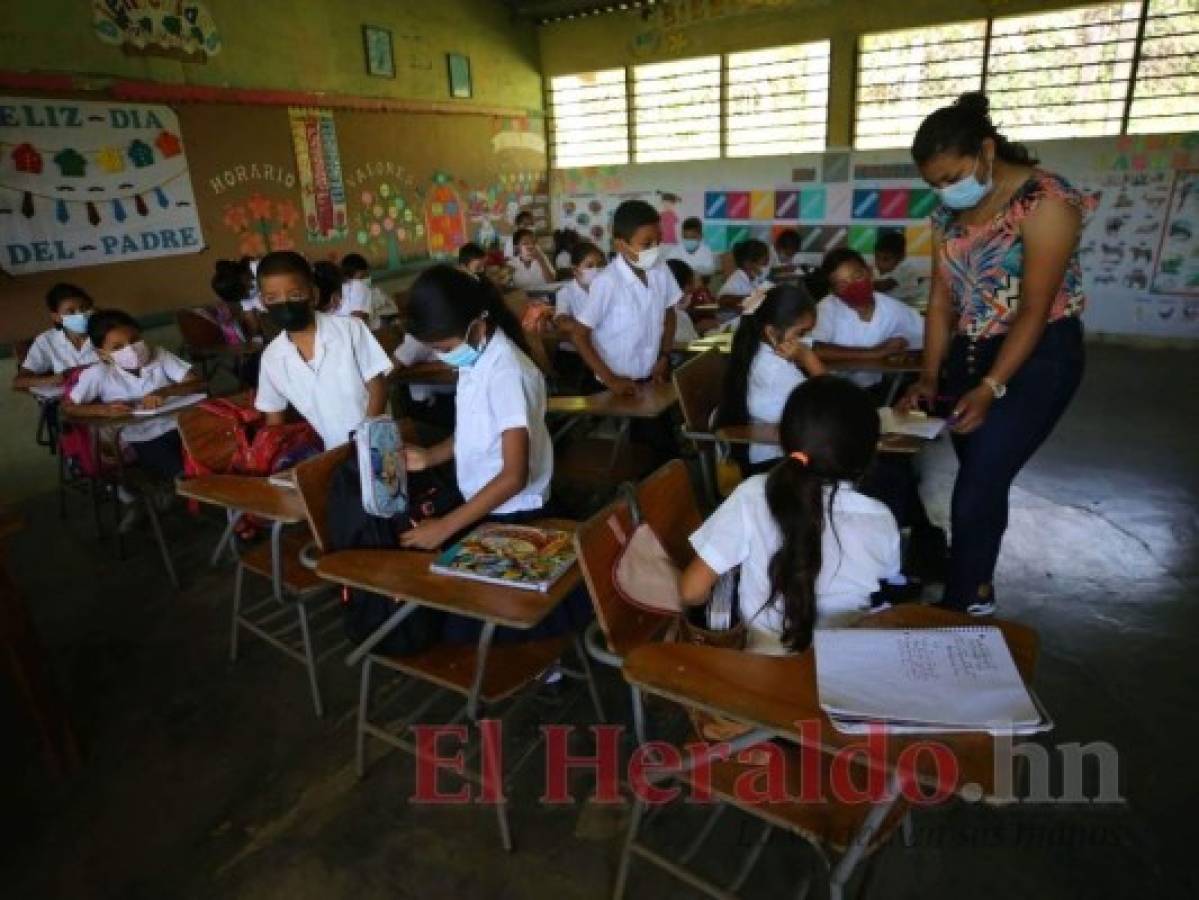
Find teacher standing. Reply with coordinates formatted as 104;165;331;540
900;92;1093;615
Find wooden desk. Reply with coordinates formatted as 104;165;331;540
548;381;677;419
824;349;924;375
714;423;924;455
176;474;306;523
390;362;456;388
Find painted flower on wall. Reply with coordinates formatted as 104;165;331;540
221;192;300;257
354;181;426;269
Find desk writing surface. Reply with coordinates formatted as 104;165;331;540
176;474;307;523
621;605;1039;797
715;423;921;454
315;519;580;630
547;382;677;419
824;350;924;374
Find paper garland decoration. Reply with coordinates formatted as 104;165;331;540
92;0;222;60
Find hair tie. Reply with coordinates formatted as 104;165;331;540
790;451;810;466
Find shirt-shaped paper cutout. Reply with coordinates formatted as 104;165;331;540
154;130;182;158
96;146;125;174
12;142;43;174
53;148;86;177
128;140;154;168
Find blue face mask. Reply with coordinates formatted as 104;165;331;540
683;238;701;253
937;155;992;210
61;311;91;334
435;319;487;369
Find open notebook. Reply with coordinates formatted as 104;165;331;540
132;393;207;416
878;407;946;440
814;627;1052;736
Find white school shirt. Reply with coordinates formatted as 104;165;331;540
368;284;398;330
719;268;757;298
328;279;371;318
574;254;681;380
873;260;926;309
745;344;806;465
674;308;699;343
810;293;925;387
690;475;902;656
511;256;550;290
69;348;192;443
454;328;552;513
394;333;454;404
23;328;98;374
554;279;590;353
256;312;393;449
666;242;716;277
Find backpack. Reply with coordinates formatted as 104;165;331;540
231;421;323;476
58;366;134;479
326;454;462;656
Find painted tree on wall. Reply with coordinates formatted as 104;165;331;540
353;181;426;269
221;192;299;256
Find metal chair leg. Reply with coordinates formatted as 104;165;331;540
230;564;244;663
296;601;324;717
574;634;606;723
901;811;915;847
630;685;648;745
481;719;513;852
612;795;648;900
144;499;179;590
356;656;372;778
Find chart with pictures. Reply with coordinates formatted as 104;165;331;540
1077;171;1173;295
1152;170;1199;296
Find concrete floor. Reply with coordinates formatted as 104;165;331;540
1;343;1196;899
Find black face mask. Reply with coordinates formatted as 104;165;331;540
267;300;312;332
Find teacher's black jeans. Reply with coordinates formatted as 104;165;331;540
942;317;1084;608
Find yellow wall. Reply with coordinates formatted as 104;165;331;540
538;0;1128;144
0;0;543;111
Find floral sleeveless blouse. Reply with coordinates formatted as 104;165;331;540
931;169;1096;341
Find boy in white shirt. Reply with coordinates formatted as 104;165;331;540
14;283;99;389
509;228;555;290
810;247;925;390
773;228;804;272
341;253;399;329
255;252;393;449
872;231;927;310
665;217;716;280
718;239;772;310
502;209;535;260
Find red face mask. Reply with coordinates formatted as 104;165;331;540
836;279;874;309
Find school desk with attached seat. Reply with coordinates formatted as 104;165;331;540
672;349;726;506
548;381;678;481
315;525;604;852
612;605;1041;900
11;338;62;455
175;308;261;387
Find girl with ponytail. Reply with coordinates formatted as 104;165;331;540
400;264;553;550
715;283;825;473
683;376;903;654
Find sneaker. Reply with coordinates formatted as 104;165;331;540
966;600;996;616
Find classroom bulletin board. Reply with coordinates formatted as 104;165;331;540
0;94;548;343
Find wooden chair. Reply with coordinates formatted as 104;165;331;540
672;349;726;506
176;308;257;384
227;445;346;717
573;459;702;741
613;607;1042;900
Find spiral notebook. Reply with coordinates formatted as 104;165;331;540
814;627;1051;736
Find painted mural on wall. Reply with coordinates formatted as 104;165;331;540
491;116;547;155
220;193;300;256
288;108;349;243
464;170;549;249
93;0;222;62
631;0;829;57
0;97;204;274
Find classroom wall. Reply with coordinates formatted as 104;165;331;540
0;0;542;110
0;0;550;343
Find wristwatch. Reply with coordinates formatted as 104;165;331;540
982;376;1007;399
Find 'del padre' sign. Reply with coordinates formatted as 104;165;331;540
0;97;205;274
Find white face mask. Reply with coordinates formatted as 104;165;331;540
577;267;598;287
630;245;661;271
111;340;151;371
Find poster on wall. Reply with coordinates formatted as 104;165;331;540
0;97;204;275
1152;170;1199;296
288;108;349;242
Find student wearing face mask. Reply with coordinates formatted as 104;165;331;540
718;239;772;310
66;309;201;488
666;217;716;280
898;91;1093;616
400;265;553;551
809;247;925;392
314;261;371;324
13;283;100;388
255;251;392;449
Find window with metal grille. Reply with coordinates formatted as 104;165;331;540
548;68;629;168
725;42;831;157
855;21;987;150
1128;0;1199;133
987;2;1142;140
632;55;722;163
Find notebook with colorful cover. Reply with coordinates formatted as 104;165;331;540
430;524;576;592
